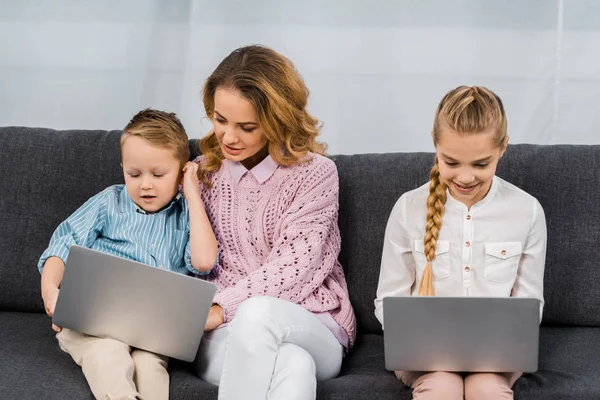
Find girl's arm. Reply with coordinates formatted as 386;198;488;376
374;195;416;328
511;199;547;321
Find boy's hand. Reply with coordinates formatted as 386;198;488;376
42;287;62;332
204;304;225;332
182;162;202;203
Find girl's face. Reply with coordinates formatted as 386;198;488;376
435;128;507;208
212;88;268;170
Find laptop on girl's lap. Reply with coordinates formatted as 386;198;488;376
52;245;216;362
383;296;540;372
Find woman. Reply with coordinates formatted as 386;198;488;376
192;45;356;400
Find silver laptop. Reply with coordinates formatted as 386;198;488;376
53;245;216;362
383;296;540;372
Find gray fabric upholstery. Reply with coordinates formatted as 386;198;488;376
0;127;123;312
333;145;600;333
1;127;600;399
2;313;600;400
497;145;600;327
0;312;95;400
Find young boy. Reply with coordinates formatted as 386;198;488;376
38;108;218;400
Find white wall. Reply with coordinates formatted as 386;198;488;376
1;0;599;154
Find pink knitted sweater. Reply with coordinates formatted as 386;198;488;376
195;153;357;347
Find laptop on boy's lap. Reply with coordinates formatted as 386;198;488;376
53;245;215;361
383;296;540;372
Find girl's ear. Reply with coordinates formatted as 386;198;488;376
499;136;510;158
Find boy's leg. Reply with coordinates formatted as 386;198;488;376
464;372;522;400
397;371;463;400
131;349;169;400
56;328;139;400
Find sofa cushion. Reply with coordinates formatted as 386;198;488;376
339;329;600;400
332;145;600;333
3;313;600;400
0;312;94;399
0;127;124;312
0;311;220;399
3;128;600;330
332;152;432;334
496;145;600;327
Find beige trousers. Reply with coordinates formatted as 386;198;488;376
57;328;169;400
397;370;522;400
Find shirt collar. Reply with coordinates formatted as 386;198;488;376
120;187;183;215
446;175;498;212
226;155;279;184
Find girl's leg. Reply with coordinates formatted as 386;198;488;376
397;371;464;400
464;372;522;400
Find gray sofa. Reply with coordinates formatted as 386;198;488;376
1;126;599;400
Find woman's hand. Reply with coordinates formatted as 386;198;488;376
204;304;225;332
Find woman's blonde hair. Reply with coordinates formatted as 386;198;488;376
419;85;507;296
198;45;327;186
121;108;190;169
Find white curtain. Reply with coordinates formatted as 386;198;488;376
1;0;598;154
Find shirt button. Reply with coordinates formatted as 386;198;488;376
466;215;471;220
501;249;507;256
151;244;156;249
465;241;471;247
464;266;471;272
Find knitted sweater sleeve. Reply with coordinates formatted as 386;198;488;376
213;158;341;322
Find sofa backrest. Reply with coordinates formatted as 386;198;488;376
2;128;599;334
0;128;124;312
333;144;600;334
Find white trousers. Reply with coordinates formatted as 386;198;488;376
194;296;344;400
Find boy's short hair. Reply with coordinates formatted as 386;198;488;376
121;108;190;167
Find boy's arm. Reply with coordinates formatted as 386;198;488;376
37;189;109;273
38;189;109;327
182;162;219;274
41;256;65;331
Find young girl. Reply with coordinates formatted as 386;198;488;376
191;45;356;400
374;86;547;400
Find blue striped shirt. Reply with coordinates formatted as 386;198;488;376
38;184;211;276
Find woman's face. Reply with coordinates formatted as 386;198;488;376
212;88;268;169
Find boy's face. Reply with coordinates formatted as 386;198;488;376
121;135;181;213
